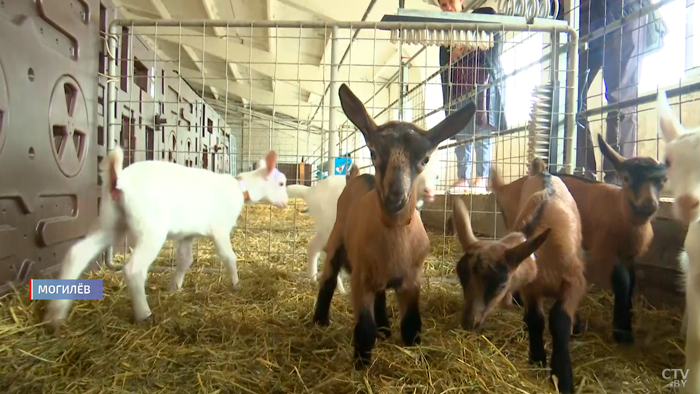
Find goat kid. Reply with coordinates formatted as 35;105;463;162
312;83;476;369
43;147;288;329
505;134;666;345
480;158;586;394
657;90;700;394
559;134;665;345
286;159;440;293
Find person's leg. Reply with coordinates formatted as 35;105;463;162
473;127;491;188
454;138;469;185
602;15;645;183
576;7;603;179
577;51;602;179
449;101;471;187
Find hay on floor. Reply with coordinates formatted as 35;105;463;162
0;199;686;393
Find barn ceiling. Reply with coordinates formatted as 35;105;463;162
111;0;441;129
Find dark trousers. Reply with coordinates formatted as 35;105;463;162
576;12;646;181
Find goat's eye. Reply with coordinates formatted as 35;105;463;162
369;149;376;160
422;157;430;166
622;175;630;184
279;182;284;187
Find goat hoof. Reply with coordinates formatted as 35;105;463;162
377;326;392;340
572;317;585;337
353;355;371;370
551;374;574;394
313;316;330;327
613;329;634;345
529;353;547;367
44;317;66;334
134;314;156;325
167;283;182;292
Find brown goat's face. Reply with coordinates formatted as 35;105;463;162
338;83;476;214
456;242;525;330
451;198;550;330
369;127;433;213
597;134;666;220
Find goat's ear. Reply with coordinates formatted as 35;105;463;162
338;83;377;140
504;228;551;269
452;198;478;251
657;91;684;143
265;151;278;176
426;101;476;148
597;133;624;171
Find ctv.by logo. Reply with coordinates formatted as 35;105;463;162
663;369;688;388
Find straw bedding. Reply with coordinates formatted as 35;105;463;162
0;200;687;393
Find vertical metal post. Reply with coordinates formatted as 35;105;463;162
686;0;694;73
563;4;580;175
398;34;404;121
548;30;563;170
327;26;340;176
105;20;120;268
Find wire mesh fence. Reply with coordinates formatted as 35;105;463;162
102;17;579;286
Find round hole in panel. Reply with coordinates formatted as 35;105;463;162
28;147;35;159
48;75;89;178
0;59;8;156
28;68;34;82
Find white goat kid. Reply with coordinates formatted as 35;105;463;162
43;146;289;328
658;90;700;394
286;160;440;294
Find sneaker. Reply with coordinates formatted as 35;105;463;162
450;178;470;194
452;178;470;188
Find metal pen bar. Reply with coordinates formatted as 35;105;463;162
579;80;700;119
111;19;576;34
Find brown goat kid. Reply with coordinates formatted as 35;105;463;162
312;83;476;369
508;134;666;345
475;158;586;394
561;134;666;344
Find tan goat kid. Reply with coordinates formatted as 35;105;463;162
312;83;477;369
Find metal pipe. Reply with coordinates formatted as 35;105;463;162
112;19;576;33
580;80;700;119
338;0;379;70
104;19;120;270
328;26;340;176
563;25;579;174
318;47;426;153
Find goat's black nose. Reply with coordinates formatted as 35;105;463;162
388;182;404;199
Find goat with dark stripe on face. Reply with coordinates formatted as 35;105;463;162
453;157;586;394
506;134;666;345
312;83;477;369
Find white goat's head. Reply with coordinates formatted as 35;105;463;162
416;158;440;203
658;91;700;225
251;151;289;209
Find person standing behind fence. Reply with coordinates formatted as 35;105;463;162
575;0;666;183
437;0;507;192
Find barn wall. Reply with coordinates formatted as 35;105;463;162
233;116;323;175
108;28;232;174
0;0;233;292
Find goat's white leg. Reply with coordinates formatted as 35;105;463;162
212;229;239;288
336;272;346;294
123;236;165;323
44;228;114;328
307;232;325;280
168;237;195;292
